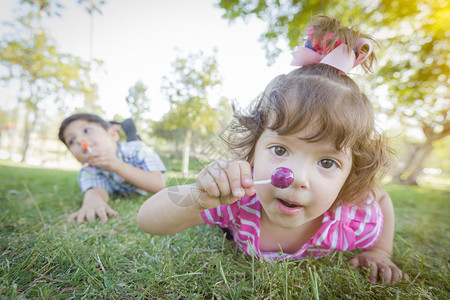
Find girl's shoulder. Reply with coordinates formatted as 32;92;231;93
311;201;383;252
323;200;382;225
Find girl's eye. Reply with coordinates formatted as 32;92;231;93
319;159;340;169
270;146;288;157
68;138;76;146
84;128;92;134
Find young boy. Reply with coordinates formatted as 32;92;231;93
58;113;166;223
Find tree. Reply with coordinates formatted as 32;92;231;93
373;2;449;184
125;80;151;133
19;0;105;17
160;50;222;177
0;9;99;162
218;0;449;185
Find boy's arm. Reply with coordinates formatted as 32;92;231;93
349;188;408;283
67;188;118;223
111;161;166;193
88;149;166;193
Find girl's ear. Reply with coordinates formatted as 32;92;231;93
108;127;120;142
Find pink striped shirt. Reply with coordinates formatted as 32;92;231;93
201;195;383;261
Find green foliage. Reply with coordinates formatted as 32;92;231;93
19;0;105;17
426;135;450;173
219;0;369;64
159;152;214;175
375;1;449;132
0;11;99;111
218;0;449;184
157;49;224;175
0;4;102;161
160;50;222;135
125;80;151;132
0;160;448;298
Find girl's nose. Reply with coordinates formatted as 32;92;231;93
291;164;310;190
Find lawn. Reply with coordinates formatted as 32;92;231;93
0;159;448;299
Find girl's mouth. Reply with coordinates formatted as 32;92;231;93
275;198;303;215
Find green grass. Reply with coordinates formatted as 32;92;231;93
0;160;448;299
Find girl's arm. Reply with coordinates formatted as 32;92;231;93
137;159;255;235
137;184;206;235
349;188;409;284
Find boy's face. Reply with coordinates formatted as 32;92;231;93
62;119;119;164
252;127;352;230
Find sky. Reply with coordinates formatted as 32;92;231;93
0;0;293;121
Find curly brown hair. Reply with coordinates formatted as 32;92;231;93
221;17;390;208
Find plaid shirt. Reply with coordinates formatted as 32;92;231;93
78;141;166;196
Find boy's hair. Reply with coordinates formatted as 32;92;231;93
58;113;111;146
222;16;390;207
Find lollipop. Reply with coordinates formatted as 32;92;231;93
254;167;294;189
82;140;92;153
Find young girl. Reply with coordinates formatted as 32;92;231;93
137;16;408;284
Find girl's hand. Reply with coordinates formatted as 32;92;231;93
196;159;255;209
350;249;409;284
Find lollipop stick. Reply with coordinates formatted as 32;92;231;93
253;179;271;185
82;141;92;153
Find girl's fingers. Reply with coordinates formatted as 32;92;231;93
402;272;409;281
380;266;392;284
390;267;400;283
391;267;409;283
237;160;256;197
196;160;254;208
225;160;244;198
198;166;221;198
349;256;360;268
363;258;378;284
210;160;232;197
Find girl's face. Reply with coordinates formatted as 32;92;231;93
63;119;119;164
252;128;352;230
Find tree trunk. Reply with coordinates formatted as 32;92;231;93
391;121;449;185
182;128;192;178
20;108;37;163
391;143;419;182
401;140;433;185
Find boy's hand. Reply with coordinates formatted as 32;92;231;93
350;249;409;284
87;148;121;172
195;159;255;209
67;197;118;223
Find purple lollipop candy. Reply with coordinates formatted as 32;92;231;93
271;167;295;188
254;167;295;189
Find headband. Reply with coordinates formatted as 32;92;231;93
290;29;374;74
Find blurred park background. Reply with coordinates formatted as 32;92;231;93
0;0;449;189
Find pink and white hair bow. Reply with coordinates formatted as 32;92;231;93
290;30;374;74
